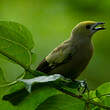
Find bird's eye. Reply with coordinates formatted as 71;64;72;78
86;25;91;29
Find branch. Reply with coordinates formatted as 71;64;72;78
57;88;110;110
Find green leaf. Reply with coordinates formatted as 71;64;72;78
89;104;101;110
36;94;85;110
0;100;15;110
3;86;61;110
0;58;25;87
95;82;110;108
101;96;110;107
17;87;61;110
96;82;110;98
0;21;34;68
0;21;34;50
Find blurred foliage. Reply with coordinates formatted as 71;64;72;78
0;0;110;89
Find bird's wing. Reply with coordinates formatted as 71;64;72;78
37;42;77;73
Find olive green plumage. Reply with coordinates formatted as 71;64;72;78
37;21;105;80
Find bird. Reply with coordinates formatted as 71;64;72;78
2;21;105;105
36;21;105;81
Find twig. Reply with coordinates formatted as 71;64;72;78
57;88;110;110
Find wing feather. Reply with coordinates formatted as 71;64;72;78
37;41;77;74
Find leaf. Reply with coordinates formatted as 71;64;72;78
101;96;110;107
0;100;15;110
2;86;61;110
17;87;61;110
0;21;34;50
36;94;85;110
0;58;25;87
89;104;101;110
96;82;110;98
0;82;26;110
0;21;35;68
95;82;110;108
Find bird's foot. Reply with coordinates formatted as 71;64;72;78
73;80;89;95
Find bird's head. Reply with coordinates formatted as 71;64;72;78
72;21;105;38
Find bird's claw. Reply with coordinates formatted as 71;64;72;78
74;80;89;95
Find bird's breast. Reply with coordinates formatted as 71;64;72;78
73;41;93;68
67;41;93;79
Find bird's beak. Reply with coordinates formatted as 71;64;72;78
92;22;105;31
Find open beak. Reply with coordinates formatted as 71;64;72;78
92;22;105;31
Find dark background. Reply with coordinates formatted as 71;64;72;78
0;0;110;89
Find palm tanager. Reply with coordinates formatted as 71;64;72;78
3;21;106;104
37;21;105;80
